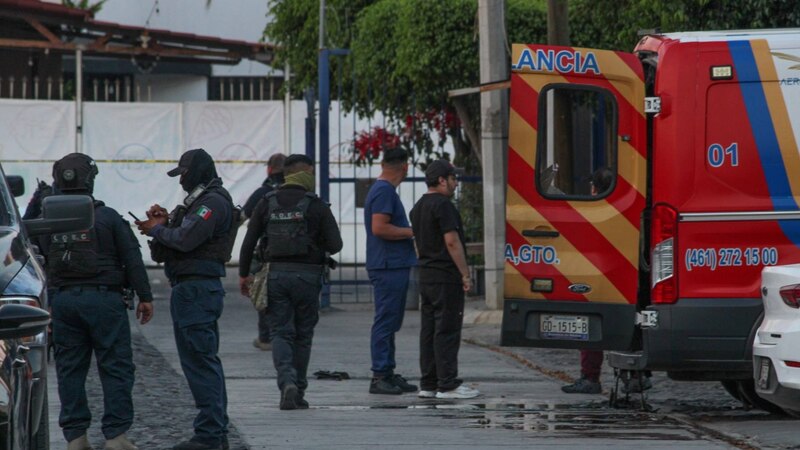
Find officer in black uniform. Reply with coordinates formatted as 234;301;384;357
135;148;234;450
46;153;154;450
242;152;286;351
238;154;343;410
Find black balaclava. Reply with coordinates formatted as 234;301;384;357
168;148;218;192
53;153;98;194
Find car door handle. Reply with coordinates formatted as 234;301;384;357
522;229;560;238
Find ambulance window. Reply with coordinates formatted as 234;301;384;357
536;84;617;200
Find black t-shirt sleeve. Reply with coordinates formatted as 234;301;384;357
436;199;461;234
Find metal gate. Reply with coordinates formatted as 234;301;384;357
315;49;483;306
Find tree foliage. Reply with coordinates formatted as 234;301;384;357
265;0;549;167
264;0;378;96
61;0;107;15
265;0;800;161
570;0;800;51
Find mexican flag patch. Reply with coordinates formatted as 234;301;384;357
196;206;213;220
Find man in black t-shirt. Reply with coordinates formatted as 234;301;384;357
409;159;480;400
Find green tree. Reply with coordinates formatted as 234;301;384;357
266;0;548;167
570;0;800;51
61;0;107;15
265;0;378;99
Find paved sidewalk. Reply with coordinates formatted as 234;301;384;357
48;269;734;449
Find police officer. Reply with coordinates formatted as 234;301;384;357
238;154;343;410
46;153;154;450
136;149;234;450
242;153;286;351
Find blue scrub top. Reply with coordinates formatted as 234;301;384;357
364;180;417;270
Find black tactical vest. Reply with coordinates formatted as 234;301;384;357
263;191;316;258
150;188;241;264
47;201;119;278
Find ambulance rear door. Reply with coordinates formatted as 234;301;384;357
502;44;647;350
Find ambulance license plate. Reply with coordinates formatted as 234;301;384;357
758;358;771;390
540;315;589;341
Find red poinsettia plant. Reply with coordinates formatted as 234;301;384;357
352;126;402;165
350;109;460;166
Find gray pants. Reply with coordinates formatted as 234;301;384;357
266;270;322;395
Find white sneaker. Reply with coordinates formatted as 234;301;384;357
104;433;138;450
435;385;480;399
67;434;93;450
418;390;436;398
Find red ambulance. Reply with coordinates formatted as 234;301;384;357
501;29;800;408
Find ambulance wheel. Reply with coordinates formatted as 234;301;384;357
734;311;786;414
736;379;786;415
720;380;743;402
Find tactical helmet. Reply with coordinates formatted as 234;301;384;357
53;153;99;193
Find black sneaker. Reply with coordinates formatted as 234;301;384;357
369;377;403;395
280;383;300;410
173;437;222;450
390;374;418;393
561;377;601;394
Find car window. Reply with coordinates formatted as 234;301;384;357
0;166;18;227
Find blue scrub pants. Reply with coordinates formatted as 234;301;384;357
368;268;410;377
52;286;134;442
170;278;229;447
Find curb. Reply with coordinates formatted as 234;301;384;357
463;307;503;325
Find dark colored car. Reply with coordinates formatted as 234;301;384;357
1;165;94;450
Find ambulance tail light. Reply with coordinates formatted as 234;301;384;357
651;204;677;304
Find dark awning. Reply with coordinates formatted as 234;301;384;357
0;0;275;65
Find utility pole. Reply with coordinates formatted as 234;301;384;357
318;0;332;309
478;0;508;310
547;0;570;46
75;46;84;153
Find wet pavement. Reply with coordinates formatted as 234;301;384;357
45;269;799;449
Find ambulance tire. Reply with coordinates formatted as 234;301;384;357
722;311;786;416
734;310;788;415
735;379;787;415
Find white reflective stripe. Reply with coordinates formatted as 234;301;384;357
679;211;800;222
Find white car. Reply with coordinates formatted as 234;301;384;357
754;264;800;416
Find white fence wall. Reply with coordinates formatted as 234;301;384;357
0;99;452;265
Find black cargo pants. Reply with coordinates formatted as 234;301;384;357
266;269;322;396
419;281;465;392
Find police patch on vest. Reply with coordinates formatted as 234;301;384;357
196;206;212;220
270;211;304;221
51;231;91;243
264;192;315;258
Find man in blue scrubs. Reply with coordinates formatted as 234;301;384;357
364;148;418;395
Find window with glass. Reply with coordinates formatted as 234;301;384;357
536;84;617;200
